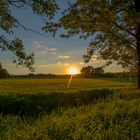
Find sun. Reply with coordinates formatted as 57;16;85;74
68;68;79;75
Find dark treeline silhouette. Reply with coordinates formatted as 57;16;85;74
12;73;71;79
12;72;130;79
81;66;130;78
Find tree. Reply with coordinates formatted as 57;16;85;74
0;63;10;78
92;67;104;77
81;66;104;77
43;0;140;88
81;66;93;77
0;0;58;71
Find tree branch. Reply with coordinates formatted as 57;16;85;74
115;22;136;37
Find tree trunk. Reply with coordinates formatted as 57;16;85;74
136;23;140;88
135;0;140;88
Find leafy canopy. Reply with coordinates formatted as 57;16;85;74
0;0;58;71
43;0;140;71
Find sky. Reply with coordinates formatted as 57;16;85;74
0;0;123;75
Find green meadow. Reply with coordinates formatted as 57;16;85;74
0;78;139;140
0;78;133;94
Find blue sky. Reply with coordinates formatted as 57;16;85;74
0;0;123;75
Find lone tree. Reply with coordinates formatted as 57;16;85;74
0;0;58;71
0;63;10;78
43;0;140;88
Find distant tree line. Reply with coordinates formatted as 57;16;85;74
0;63;10;78
11;66;132;79
80;66;130;78
28;73;56;78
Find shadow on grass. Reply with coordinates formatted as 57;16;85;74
0;89;116;117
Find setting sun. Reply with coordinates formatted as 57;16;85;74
68;68;79;75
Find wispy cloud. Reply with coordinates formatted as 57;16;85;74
36;50;57;56
50;52;57;55
34;45;57;56
37;51;47;55
57;62;70;66
33;41;43;48
33;41;57;55
37;62;70;68
58;55;70;59
46;48;57;51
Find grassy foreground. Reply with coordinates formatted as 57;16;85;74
0;78;139;140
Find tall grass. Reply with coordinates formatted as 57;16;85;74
0;89;139;140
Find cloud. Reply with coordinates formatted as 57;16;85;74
33;41;57;55
45;48;57;54
37;62;70;68
37;51;47;55
50;52;57;55
35;47;57;56
57;62;70;65
58;55;70;59
54;62;69;66
33;41;43;49
45;48;57;51
79;62;85;65
36;51;57;56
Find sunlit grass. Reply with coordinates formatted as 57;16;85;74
0;89;139;140
0;78;139;140
0;78;133;94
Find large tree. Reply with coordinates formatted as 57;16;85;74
43;0;140;88
0;0;58;71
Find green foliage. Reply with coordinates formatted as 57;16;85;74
81;66;104;77
43;0;139;71
0;0;58;71
0;88;139;140
0;88;114;116
0;63;10;78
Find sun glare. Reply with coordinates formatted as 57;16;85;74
68;68;79;75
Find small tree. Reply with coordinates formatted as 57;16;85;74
92;67;104;77
81;66;104;77
0;63;10;78
81;66;93;77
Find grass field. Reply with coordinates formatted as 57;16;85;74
0;78;134;94
0;78;139;140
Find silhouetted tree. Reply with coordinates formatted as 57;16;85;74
81;66;93;77
92;67;104;77
81;66;104;77
0;63;10;78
